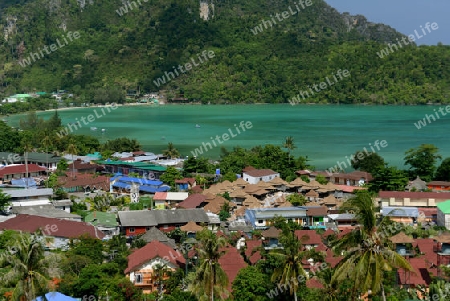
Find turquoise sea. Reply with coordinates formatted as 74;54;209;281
6;104;450;170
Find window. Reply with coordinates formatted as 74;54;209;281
135;273;143;283
129;227;135;233
258;220;263;224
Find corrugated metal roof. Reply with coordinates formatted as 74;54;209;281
6;188;53;198
437;200;450;214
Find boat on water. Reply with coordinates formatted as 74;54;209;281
90;127;97;131
161;136;166;140
101;129;106;132
195;124;201;128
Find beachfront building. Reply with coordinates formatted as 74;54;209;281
437;200;450;230
427;181;450;192
242;166;280;184
377;191;450;207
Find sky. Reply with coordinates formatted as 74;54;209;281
325;0;450;45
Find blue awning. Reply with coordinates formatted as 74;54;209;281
112;182;131;189
114;176;162;186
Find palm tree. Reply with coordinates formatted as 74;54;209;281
41;135;52;187
66;143;78;180
190;228;229;301
163;142;180;159
270;229;324;301
283;136;296;165
153;263;170;300
331;190;413;300
0;232;55;301
21;140;33;189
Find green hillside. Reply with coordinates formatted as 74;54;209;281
0;0;449;104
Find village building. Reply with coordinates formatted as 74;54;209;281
242;166;280;184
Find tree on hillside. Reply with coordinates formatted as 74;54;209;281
331;190;413;300
369;165;409;192
351;151;385;174
270;227;325;301
232;266;273;301
160;166;183;188
283;136;296;165
434;157;450;181
66;142;78;179
404;144;441;182
0;121;20;152
190;228;229;301
163;142;180;159
0;232;56;301
0;189;11;212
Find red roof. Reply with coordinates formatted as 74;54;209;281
191;186;203;193
178;194;207;209
413;238;437;266
295;230;323;245
398;258;431;286
378;191;450;199
322;228;337;238
218;246;248;291
58;173;110;191
175;178;196;185
334;185;367;193
306;277;324;289
243;168;278;178
68;159;99;171
0;164;46;177
132;151;145;156
125;240;185;274
0;214;104;239
244;240;262;264
154;192;167;200
418;208;438;218
332;171;373;181
427;181;450;187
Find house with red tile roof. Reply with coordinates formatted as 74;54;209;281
0;164;47;183
218;245;248;291
242;166;280;184
125;240;185;294
427;181;450;192
0;214;104;249
67;159;100;174
244;240;262;264
398;258;432;289
295;230;323;249
178;194;207;209
58;173;110;193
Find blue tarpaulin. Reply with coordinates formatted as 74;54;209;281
34;292;77;301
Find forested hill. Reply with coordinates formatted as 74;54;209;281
0;0;449;104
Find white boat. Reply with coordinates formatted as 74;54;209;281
195;124;201;128
90;127;97;131
102;129;106;132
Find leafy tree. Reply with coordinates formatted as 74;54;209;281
160;166;183;187
404;144;441;181
68;234;104;264
0;189;11;212
331;190;413;300
315;174;328;185
56;158;68;175
221;171;237;182
101;137;141;152
369;165;409;192
286;193;307;206
218;201;231;221
435;157;450;181
0;121;20;152
232;266;273;301
183;157;213;175
351;151;385;174
190;228;229;301
164;142;180;159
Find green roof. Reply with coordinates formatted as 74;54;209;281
84;211;118;227
24;152;61;163
437;200;450;214
36;92;47;95
13;94;31;98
